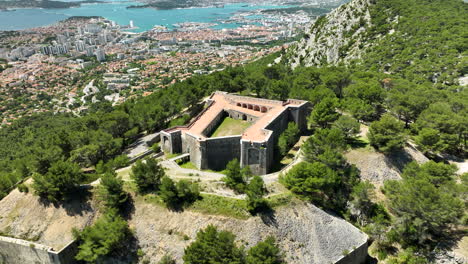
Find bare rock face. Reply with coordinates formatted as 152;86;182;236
289;0;379;68
0;189;97;250
432;250;468;264
345;145;429;185
130;199;368;264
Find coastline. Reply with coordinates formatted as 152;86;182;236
0;2;287;32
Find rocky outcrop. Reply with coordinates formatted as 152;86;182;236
290;0;388;68
130;199;368;264
0;189;97;250
345;145;429;185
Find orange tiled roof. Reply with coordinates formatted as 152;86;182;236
167;92;306;142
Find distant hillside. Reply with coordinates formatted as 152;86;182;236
0;0;101;9
289;0;467;87
129;0;345;10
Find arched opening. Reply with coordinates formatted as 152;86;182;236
261;106;267;113
242;103;247;108
248;104;253;110
236;103;241;107
253;105;260;111
242;114;247;121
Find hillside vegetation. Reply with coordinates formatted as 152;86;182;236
0;0;466;263
291;0;467;86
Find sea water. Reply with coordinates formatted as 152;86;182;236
0;1;292;31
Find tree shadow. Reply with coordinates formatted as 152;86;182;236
38;187;94;217
348;137;369;149
384;148;414;173
164;195;202;213
258;206;279;228
427;229;467;259
365;255;378;264
121;194;136;221
103;230;141;264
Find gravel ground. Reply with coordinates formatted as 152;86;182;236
0;189;97;250
129;198;368;264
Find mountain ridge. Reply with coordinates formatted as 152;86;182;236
289;0;467;87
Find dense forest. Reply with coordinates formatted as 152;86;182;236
0;0;466;262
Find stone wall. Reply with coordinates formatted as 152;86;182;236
160;130;182;154
202;110;225;137
264;108;290;143
225;109;257;123
223;93;285;106
202;136;242;171
240;136;272;175
335;241;368;264
0;236;78;264
287;102;311;132
183;132;202;169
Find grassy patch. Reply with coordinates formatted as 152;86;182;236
348;137;371;149
139;193;165;206
179;161;198;170
177;161;226;174
168;114;191;127
188;194;250;219
210;117;251;138
117;166;132;180
165;152;180;159
267;193;293;208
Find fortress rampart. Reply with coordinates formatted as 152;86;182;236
161;91;310;175
0;236;78;264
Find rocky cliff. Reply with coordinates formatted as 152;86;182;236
130;198;368;264
289;0;466;87
290;0;376;68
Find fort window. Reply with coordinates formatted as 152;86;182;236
261;106;267;113
242;103;247;108
253;105;260;111
236;103;241;107
248;104;253;109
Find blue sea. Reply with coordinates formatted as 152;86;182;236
0;1;291;32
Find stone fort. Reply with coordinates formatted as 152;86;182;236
160;91;310;175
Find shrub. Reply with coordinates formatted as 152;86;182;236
246;175;267;214
309;97;340;128
184;226;285;264
17;183;29;193
130;158;165;193
246;236;284;264
32;160;84;202
73;209;131;263
332;115;360;139
367;113;406;153
223;159;251;193
280;162;339;205
159;176;200;209
183;225;244;264
159;255;176;264
278;122;300;156
97;172;128;211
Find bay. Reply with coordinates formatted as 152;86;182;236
0;2;292;32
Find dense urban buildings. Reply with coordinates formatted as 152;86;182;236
0;14;305;125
